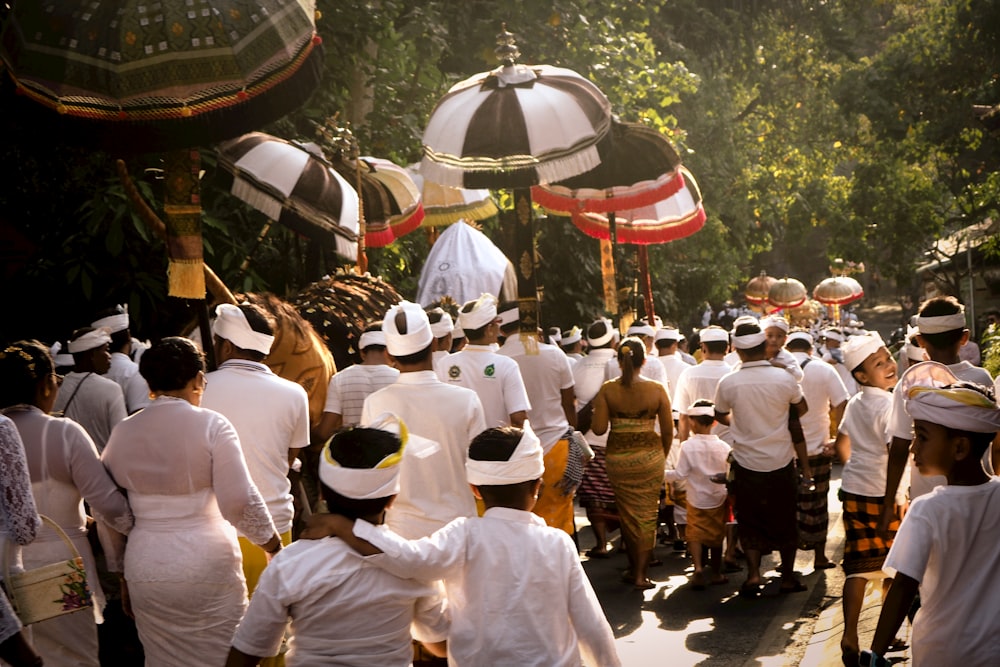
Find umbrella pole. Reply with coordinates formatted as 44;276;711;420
353;147;368;274
236;219;274;281
512;188;540;336
638;244;655;323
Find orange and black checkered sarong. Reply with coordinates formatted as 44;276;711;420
840;490;899;575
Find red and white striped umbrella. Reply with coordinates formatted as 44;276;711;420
215;132;359;262
420;63;613;189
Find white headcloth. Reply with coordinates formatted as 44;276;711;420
466;420;545;486
497;304;519;327
587;318;615;347
687;404;715;417
732;331;766;349
627;322;656;338
822;328;844;342
786;330;813;346
427;308;454;338
916;309;966;335
212;303;274;354
698;327;729;343
561;326;582;346
68;327;112;354
383;301;433;356
655;327;681;342
761;316;789;333
902;363;1000;433
49;342;75;368
358;330;387;350
319;413;407;499
458;294;498;331
91;305;129;334
842;331;886;371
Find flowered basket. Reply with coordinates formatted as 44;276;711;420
2;515;93;625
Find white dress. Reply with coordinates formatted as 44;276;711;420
102;396;277;667
0;414;40;645
4;405;133;667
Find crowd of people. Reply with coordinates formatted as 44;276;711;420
1;291;998;666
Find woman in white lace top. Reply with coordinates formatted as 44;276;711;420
101;337;281;667
0;414;43;666
0;341;134;667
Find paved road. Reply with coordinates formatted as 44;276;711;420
580;463;913;667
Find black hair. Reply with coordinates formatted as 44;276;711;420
426;309;454;342
655;338;678;351
586;320;614;349
785;336;813;352
702;340;728;355
617;337;646;387
391;343;433;365
917;296;967;350
319;427;402;519
468;427;539;505
359;322;387;352
216;303;274;361
734;322;767;356
497;301;520;335
139;337;206;392
0;340;54;408
689;398;716;428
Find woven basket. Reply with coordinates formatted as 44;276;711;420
2;515;93;625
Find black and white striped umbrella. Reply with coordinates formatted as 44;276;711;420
420;63;613;189
216;132;359;262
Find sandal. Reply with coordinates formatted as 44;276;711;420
738;582;763;599
585;547;611;559
886;638;909;653
779;579;808;594
814;561;837;570
633;579;656;591
690;571;707;591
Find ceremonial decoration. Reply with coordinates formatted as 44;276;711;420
406;164;498;228
745;270;777;310
767;277;808;311
813;275;864;323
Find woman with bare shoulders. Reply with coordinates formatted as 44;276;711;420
592;337;673;590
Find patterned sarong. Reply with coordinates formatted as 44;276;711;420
731;459;798;553
605;420;665;553
577;445;618;518
532;438;576;536
796;453;833;548
840;490;898;575
685;503;727;547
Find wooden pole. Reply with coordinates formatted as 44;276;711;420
512;188;540;334
638;244;655;323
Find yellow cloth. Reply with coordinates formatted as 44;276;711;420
531;438;576;536
239;531;293;667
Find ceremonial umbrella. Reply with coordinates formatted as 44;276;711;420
0;0;324;366
406;164;499;228
353;156;424;248
568;167;706;321
813;276;864;323
419;24;613;331
767;278;809;314
745;270;778;312
215;132;360;266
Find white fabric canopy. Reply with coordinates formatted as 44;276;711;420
416;222;516;307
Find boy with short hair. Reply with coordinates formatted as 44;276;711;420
302;422;621;667
863;366;1000;667
226;416;449;666
664;399;731;590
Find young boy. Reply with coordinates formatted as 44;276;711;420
832;332;906;665
863;366;1000;667
664;399;732;590
226;416;450;666
302;422;622;667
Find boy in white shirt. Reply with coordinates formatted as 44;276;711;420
863;367;1000;667
301;422;621;667
664;399;731;590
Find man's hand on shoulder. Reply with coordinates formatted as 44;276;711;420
299;513;356;540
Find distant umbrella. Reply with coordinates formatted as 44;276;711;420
745;271;778;308
768;278;808;311
407;165;498;227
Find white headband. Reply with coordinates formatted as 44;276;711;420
358;330;387;350
732;331;766;349
91;310;129;334
458;294;499;331
822;329;844;342
383;301;434;356
687;405;715;417
49;342;75;367
466;420;545;486
904;341;926;363
698;327;729;343
587;319;615;347
213;303;275;355
497;306;519;327
428;310;454;338
655;327;681;342
916;311;966;334
67;327;112;353
761;316;789;333
906;385;1000;434
627;323;656;338
561;326;582;346
547;328;562;344
319;413;406;499
786;331;813;345
842;331;886;371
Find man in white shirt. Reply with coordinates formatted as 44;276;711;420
91;305;151;414
362;301;487;540
312;323;399;444
438;294;530;429
559;326;585;364
786;330;850;569
426;307;454;370
714;321;811;597
498;303;579;536
53;326;127;453
202;303;311;603
673;326;733;444
654;326;692;410
821;327;858;395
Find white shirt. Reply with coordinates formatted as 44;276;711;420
659;353;691;404
571;348;617;447
437;344;531;429
52;370;127;452
839;386;903;501
673;359;732;443
883;479;1000;667
663;433;731;509
231;536;449;666
729;348;804;382
887;361;995;499
713;360;804;472
362;371;486;539
202;360;311;534
608;353;669;391
823;353;859;396
323;363;400;427
354;508;621;667
499;338;575;451
105;351;151;414
790;351;850;455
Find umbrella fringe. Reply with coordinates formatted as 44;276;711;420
232;179;285;220
419;144;602;189
532;169;686;214
570;206;706;245
423;200;499;227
